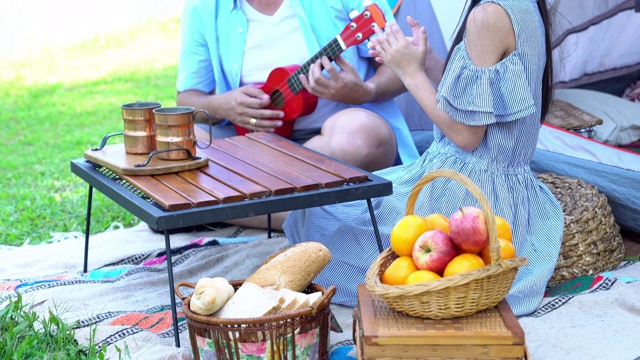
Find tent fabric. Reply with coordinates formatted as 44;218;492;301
550;0;640;88
532;124;640;234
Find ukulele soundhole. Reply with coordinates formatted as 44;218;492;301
270;90;285;109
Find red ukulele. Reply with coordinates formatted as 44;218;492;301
234;4;387;138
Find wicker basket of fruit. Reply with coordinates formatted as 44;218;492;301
365;169;529;319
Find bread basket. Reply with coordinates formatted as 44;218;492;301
176;280;336;360
365;169;529;319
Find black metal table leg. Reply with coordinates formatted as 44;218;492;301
83;185;93;273
367;199;384;253
267;213;272;238
164;230;181;348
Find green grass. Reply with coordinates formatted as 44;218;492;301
0;16;182;246
0;293;120;359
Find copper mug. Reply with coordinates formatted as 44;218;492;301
153;106;211;160
121;101;162;154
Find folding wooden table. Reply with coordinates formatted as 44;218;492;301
71;132;392;347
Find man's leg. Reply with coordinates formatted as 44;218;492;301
303;108;397;172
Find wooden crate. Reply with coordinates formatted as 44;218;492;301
354;285;527;360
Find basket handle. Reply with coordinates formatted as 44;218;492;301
312;285;336;312
406;169;501;267
174;281;196;300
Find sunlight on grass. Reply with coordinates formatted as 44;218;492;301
0;15;182;246
0;18;180;85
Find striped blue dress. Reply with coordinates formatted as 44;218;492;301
283;0;564;316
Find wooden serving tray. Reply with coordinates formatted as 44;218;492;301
354;285;527;359
84;144;208;176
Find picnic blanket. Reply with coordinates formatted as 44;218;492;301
1;223;639;359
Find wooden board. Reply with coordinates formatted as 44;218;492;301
355;285;527;360
85;144;208;175
198;145;296;196
247;132;369;183
210;139;321;192
225;136;346;188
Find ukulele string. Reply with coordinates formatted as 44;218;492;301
268;20;368;106
268;39;343;105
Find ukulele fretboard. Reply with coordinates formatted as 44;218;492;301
287;37;346;94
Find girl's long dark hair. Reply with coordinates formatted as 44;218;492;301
445;0;554;123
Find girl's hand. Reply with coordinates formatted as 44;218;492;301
369;16;425;62
369;18;428;82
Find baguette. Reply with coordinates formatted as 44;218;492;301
246;242;331;292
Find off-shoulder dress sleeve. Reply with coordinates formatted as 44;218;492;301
436;42;536;125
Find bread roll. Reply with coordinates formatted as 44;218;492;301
245;242;331;292
189;277;234;315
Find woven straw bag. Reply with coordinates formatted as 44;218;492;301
536;173;625;283
365;169;528;319
545;100;604;130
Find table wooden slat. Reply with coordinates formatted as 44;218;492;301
226;136;346;188
178;170;246;204
212;139;321;192
199;146;296;196
246;132;369;183
155;173;219;208
198;163;271;200
121;174;193;211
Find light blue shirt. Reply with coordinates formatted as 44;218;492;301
176;0;420;164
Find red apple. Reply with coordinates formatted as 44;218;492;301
411;230;459;275
449;206;489;254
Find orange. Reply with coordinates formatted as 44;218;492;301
424;213;450;234
443;253;485;277
405;270;441;284
381;256;418;285
390;215;430;256
495;215;513;242
481;238;516;265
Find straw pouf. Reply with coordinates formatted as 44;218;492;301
537;173;624;283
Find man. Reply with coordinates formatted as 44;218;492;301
175;0;420;172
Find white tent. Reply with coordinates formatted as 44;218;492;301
550;0;640;89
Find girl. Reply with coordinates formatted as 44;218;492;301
283;0;564;316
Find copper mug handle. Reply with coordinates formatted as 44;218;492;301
194;109;213;149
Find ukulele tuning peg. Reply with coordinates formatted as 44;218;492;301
349;9;360;19
362;0;373;6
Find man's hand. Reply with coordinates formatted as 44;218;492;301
299;55;373;104
217;85;284;132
